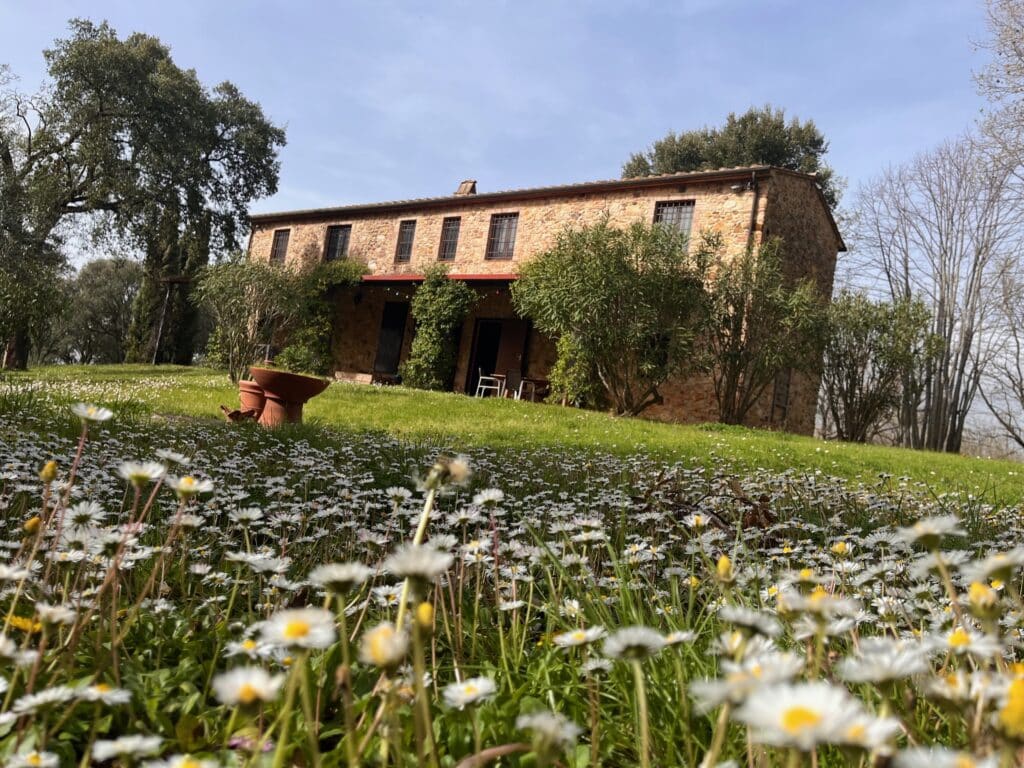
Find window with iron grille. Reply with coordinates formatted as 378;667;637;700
324;224;351;261
653;200;695;240
437;217;461;261
485;212;518;260
395;220;416;262
270;229;290;263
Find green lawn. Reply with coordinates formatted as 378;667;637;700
4;363;1023;503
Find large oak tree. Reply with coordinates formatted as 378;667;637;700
0;20;284;368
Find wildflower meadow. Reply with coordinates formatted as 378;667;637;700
2;376;1024;767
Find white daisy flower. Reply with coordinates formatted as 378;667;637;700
735;682;863;751
358;622;409;670
602;626;665;660
895;515;965;549
167;475;214;499
71;403;113;422
893;748;997;768
212;666;285;706
261;608;336;649
443;676;497;709
516;709;582;753
92;735;163;762
553;626;606;648
117;462;166;487
9;751;59;768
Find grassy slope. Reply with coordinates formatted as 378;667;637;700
7;364;1024;502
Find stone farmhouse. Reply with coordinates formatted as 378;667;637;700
247;166;844;434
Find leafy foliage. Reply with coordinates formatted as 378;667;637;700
702;235;826;425
820;292;934;443
197;256;362;382
622;105;840;208
0;20;284;368
400;265;478;390
512;220;707;416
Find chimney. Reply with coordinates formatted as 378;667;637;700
454;179;477;196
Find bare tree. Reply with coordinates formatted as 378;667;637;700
849;136;1022;453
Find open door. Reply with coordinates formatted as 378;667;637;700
466;318;529;393
373;302;409;374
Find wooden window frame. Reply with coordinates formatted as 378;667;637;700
395;220;417;263
437;216;461;261
485;212;519;261
270;229;290;263
324;224;352;262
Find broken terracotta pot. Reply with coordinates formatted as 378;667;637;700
238;379;266;419
248;367;329;427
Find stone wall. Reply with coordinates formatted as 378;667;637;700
253;170;842;435
250;179;763;275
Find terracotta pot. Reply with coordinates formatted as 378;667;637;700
248;367;329;427
238;380;266;418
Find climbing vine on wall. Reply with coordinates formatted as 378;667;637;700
400;265;478;390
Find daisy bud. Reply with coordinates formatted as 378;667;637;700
23;516;40;535
716;555;735;584
415;602;434;633
39;461;57;484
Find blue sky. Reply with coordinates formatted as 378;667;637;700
0;1;991;216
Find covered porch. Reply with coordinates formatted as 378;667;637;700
330;274;556;396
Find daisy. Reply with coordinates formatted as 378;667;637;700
893;748;997;768
143;755;219;768
384;545;453;583
71;403;113;422
691;651;805;710
9;751;59;768
896;515;965;549
443;676;497;709
260;608;336;649
734;681;863;751
65;501;108;529
553;626;606;648
837;639;930;683
933;626;1004;658
358;622;409;670
516;709;582;754
602;626;665;660
78;682;132;705
167;475;214;499
212;667;285;706
92;735;163;762
154;449;191;466
117;462;166;487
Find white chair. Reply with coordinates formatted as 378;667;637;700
475;368;504;397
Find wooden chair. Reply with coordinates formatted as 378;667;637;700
475;368;504;397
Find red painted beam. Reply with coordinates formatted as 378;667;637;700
360;273;517;283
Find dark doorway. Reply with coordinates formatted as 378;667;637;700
374;302;409;375
466;318;530;394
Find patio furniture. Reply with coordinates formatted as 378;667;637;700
475;368;505;397
504;369;524;400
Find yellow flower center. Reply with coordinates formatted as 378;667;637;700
716;555;733;581
781;706;822;734
283;620;311;640
237;682;259;704
95;683;112;693
27;755;42;767
954;758;976;768
693;515;705;526
969;581;996;608
799;568;814;580
845;723;866;742
948;628;971;648
242;639;257;650
999;678;1024;737
368;625;396;666
180;760;201;768
182;476;196;487
463;684;478;697
992;578;1005;589
831;541;848;555
571;630;586;642
809;585;828;602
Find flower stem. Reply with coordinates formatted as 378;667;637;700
631;659;651;768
